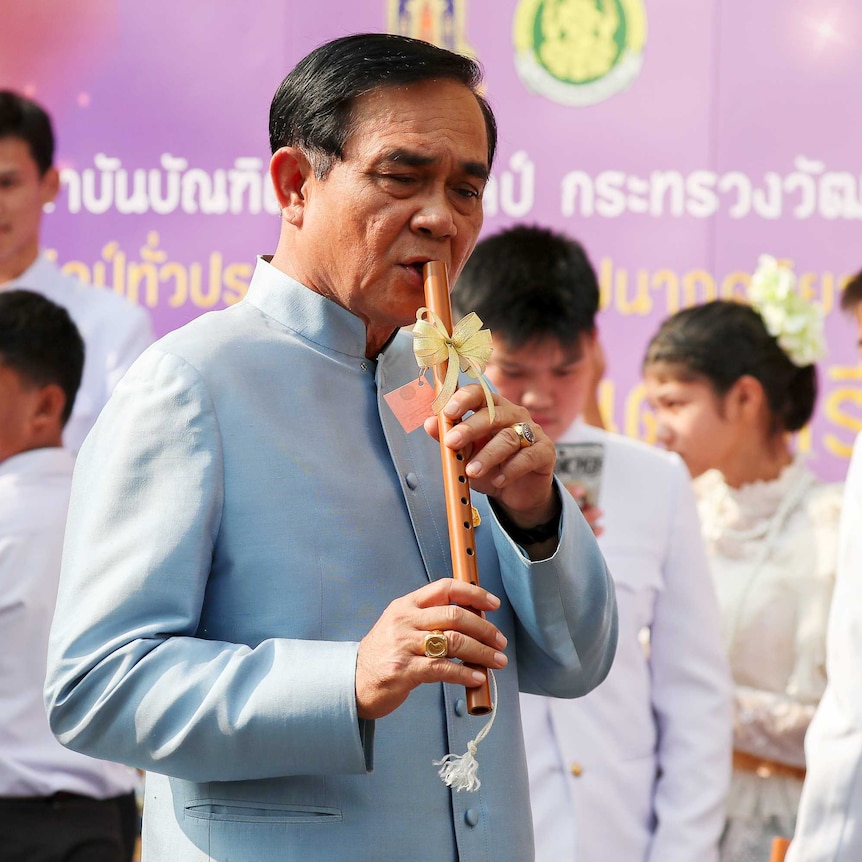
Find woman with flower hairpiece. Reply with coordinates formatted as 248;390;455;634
641;256;843;862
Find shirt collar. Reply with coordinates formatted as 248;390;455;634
243;256;377;360
6;253;55;291
0;447;75;480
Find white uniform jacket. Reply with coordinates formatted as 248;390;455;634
522;422;732;862
789;433;862;861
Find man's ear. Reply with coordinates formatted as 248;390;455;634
40;166;61;208
270;147;313;225
31;383;67;442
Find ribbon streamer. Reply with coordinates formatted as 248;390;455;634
412;308;495;422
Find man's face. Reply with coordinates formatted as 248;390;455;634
287;79;489;350
854;303;862;360
485;334;596;443
0;362;44;463
0;137;58;283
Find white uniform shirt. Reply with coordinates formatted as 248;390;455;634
6;254;154;452
522;422;732;862
0;448;138;798
788;433;862;861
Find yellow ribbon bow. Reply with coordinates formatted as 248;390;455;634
412;308;496;422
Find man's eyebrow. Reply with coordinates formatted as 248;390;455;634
375;149;489;182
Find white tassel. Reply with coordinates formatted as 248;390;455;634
434;671;498;792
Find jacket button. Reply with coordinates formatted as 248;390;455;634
570;762;584;777
464;808;479;827
405;473;419;489
454;698;467;716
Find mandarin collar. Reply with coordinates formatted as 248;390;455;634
244;256;391;360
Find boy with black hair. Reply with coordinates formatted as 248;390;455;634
0;289;138;861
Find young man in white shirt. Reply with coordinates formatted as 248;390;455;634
0;90;153;451
0;289;139;860
452;225;733;862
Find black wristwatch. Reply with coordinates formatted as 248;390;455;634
489;495;562;545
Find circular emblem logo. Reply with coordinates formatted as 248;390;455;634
513;0;647;106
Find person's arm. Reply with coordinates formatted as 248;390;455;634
821;438;862;730
647;459;732;862
46;349;372;783
424;383;618;698
491;479;618;699
788;436;862;862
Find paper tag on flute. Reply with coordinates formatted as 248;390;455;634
384;376;437;433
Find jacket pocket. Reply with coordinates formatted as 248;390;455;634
185;799;342;824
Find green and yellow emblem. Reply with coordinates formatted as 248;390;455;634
513;0;647;106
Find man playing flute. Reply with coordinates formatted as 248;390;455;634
45;33;617;862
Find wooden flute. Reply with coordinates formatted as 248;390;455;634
422;260;493;716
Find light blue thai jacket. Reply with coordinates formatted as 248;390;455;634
45;257;617;862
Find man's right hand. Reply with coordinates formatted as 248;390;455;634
355;579;508;720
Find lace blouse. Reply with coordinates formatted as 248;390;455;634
695;456;842;819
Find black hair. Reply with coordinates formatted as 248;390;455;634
0;290;84;425
452;224;599;349
269;32;497;177
0;90;55;175
840;269;862;313
643;300;817;434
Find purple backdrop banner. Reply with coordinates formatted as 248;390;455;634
3;0;861;479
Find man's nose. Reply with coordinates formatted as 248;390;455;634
521;383;553;410
411;190;457;239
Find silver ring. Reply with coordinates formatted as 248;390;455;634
423;630;448;658
512;422;536;449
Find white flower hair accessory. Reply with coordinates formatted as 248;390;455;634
747;255;827;367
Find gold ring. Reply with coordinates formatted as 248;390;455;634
512;422;536;448
423;630;448;658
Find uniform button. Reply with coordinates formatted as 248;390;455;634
464;808;479;827
570;762;584;777
405;473;419;489
360;361;369;371
454;698;467;716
